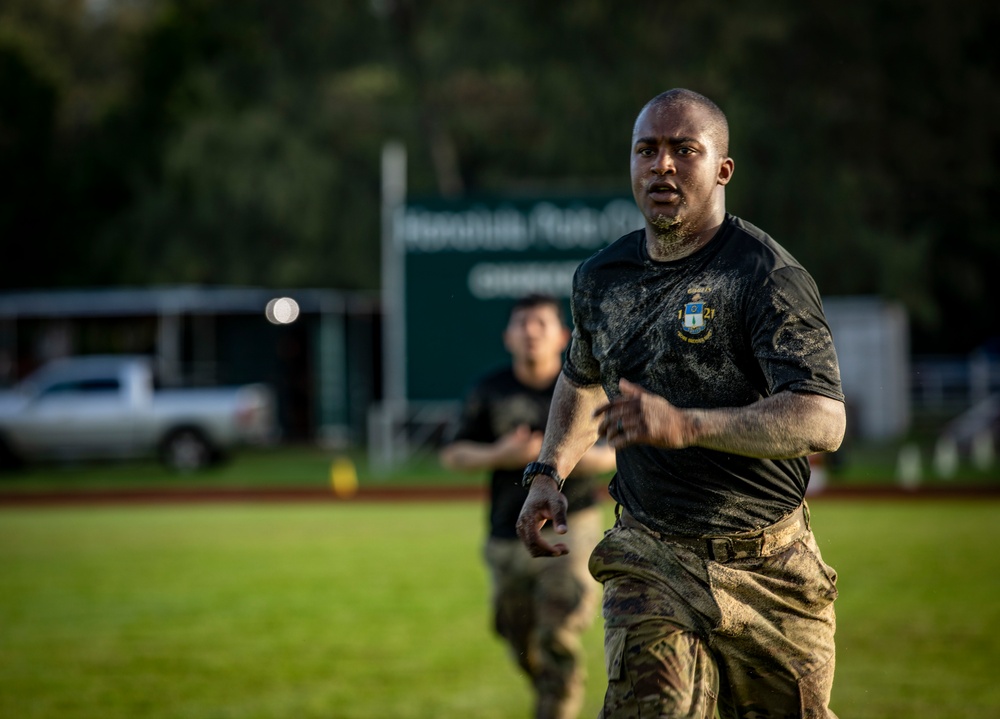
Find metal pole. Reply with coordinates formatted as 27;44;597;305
381;141;407;405
378;141;407;470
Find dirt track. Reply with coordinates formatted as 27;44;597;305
0;484;998;507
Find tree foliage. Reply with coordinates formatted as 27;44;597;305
0;0;997;352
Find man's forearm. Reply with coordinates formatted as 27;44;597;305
537;373;608;478
439;441;498;471
687;391;845;459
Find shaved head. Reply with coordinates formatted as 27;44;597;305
636;89;730;157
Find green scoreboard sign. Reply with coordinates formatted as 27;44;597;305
394;196;642;401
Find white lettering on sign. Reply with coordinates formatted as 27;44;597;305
467;262;581;299
398;199;641;253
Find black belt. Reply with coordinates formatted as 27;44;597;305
616;504;811;563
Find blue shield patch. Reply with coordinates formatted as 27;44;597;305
683;302;705;334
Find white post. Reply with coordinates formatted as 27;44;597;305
381;141;407;406
972;430;995;471
380;141;407;468
896;444;922;489
933;436;959;479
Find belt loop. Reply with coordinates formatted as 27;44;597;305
802;501;811;530
614;503;622;522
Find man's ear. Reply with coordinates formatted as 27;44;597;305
717;156;735;186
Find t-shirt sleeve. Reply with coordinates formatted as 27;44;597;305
563;266;603;386
747;266;845;401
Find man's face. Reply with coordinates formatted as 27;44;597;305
630;101;733;236
503;304;569;364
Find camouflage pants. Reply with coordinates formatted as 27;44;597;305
588;505;839;719
485;506;603;719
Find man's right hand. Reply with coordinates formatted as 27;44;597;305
516;474;570;557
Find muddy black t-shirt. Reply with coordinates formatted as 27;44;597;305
449;367;604;540
564;214;844;536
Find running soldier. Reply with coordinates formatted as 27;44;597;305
517;89;846;718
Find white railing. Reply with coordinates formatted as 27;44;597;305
911;350;1000;413
367;400;460;473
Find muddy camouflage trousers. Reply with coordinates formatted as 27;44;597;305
485;507;602;719
588;504;839;719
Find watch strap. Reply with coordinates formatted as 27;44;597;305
521;461;565;492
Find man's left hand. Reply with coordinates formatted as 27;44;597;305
594;378;693;450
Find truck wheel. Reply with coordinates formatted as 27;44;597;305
160;428;214;472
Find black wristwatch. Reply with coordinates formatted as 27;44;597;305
521;461;565;492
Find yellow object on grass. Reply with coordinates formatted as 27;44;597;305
330;456;358;497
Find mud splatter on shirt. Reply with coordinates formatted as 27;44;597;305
564;214;844;536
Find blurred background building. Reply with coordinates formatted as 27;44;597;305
0;287;380;446
1;0;997;466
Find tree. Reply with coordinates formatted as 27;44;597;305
1;0;997;352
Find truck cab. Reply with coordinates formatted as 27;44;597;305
0;356;276;471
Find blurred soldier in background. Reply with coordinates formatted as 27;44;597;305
441;293;616;719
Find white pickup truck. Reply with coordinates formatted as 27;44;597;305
0;356;277;471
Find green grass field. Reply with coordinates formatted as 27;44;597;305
1;499;998;719
0;446;476;493
0;439;997;494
